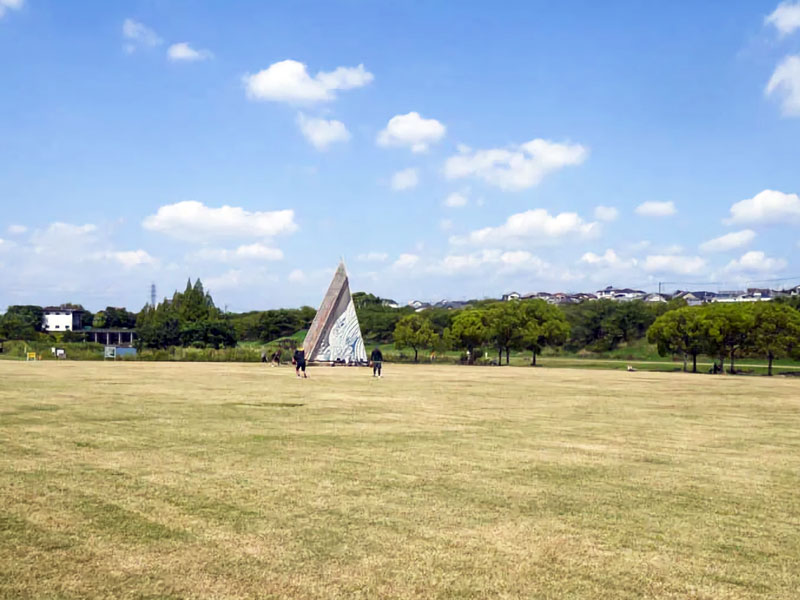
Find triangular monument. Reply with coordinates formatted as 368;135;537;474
303;261;368;364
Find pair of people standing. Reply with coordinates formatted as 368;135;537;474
291;346;384;378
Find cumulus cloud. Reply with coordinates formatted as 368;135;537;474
594;206;619;222
7;224;27;234
376;112;446;153
122;19;162;53
107;250;157;268
142;201;297;241
357;252;388;262
726;189;800;225
444;138;588;191
192;243;284;263
243;59;373;103
635;201;676;217
725;250;787;273
434;249;550;276
452;208;599;247
167;42;213;62
643;254;706;275
31;223;98;255
766;2;800;36
296;113;350;150
0;0;23;19
393;253;420;269
580;249;637;269
390;168;419;191
443;192;468;208
766;55;800;117
699;229;756;253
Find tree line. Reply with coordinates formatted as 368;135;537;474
393;299;571;365
648;301;800;375
3;281;799;371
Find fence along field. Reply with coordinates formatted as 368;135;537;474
2;361;799;599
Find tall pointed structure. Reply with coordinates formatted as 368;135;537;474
303;261;368;364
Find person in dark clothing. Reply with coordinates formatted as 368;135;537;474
370;347;383;377
293;347;307;378
270;350;281;367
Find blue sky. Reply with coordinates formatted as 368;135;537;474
1;0;799;312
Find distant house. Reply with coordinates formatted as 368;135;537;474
675;291;717;306
501;292;521;301
789;285;800;297
644;293;669;303
595;286;645;301
381;299;400;309
571;292;597;302
434;300;470;310
43;306;83;332
408;300;431;311
522;292;551;300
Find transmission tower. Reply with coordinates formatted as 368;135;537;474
150;283;157;307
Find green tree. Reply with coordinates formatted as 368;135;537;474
451;309;488;364
749;302;800;376
520;300;570;366
0;314;38;340
92;311;107;328
393;313;435;362
3;305;44;333
486;302;524;365
647;307;705;372
701;303;754;374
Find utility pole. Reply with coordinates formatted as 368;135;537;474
150;283;156;308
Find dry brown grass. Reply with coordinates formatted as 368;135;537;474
1;361;799;599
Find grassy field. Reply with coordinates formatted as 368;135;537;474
1;362;799;599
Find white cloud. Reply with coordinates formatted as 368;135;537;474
31;223;98;255
143;201;297;241
635;201;676;217
243;60;373;103
435;249;550;276
357;252;388;262
443;192;468;208
766;55;800;117
594;206;619;222
444;138;588;191
643;254;706;275
376;112;446;153
699;229;756;253
288;269;306;283
167;42;213;62
766;2;800;36
390;168;419;191
192;243;284;263
205;269;244;291
108;250;157;269
7;225;27;234
440;219;454;231
296;113;351;150
393;253;420;269
726;189;800;225
580;249;636;269
0;0;23;19
453;208;599;247
725;250;787;273
122;19;162;53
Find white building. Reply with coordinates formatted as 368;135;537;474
596;286;646;301
43;306;83;332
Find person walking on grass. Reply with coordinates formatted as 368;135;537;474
370;347;383;378
293;347;308;378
